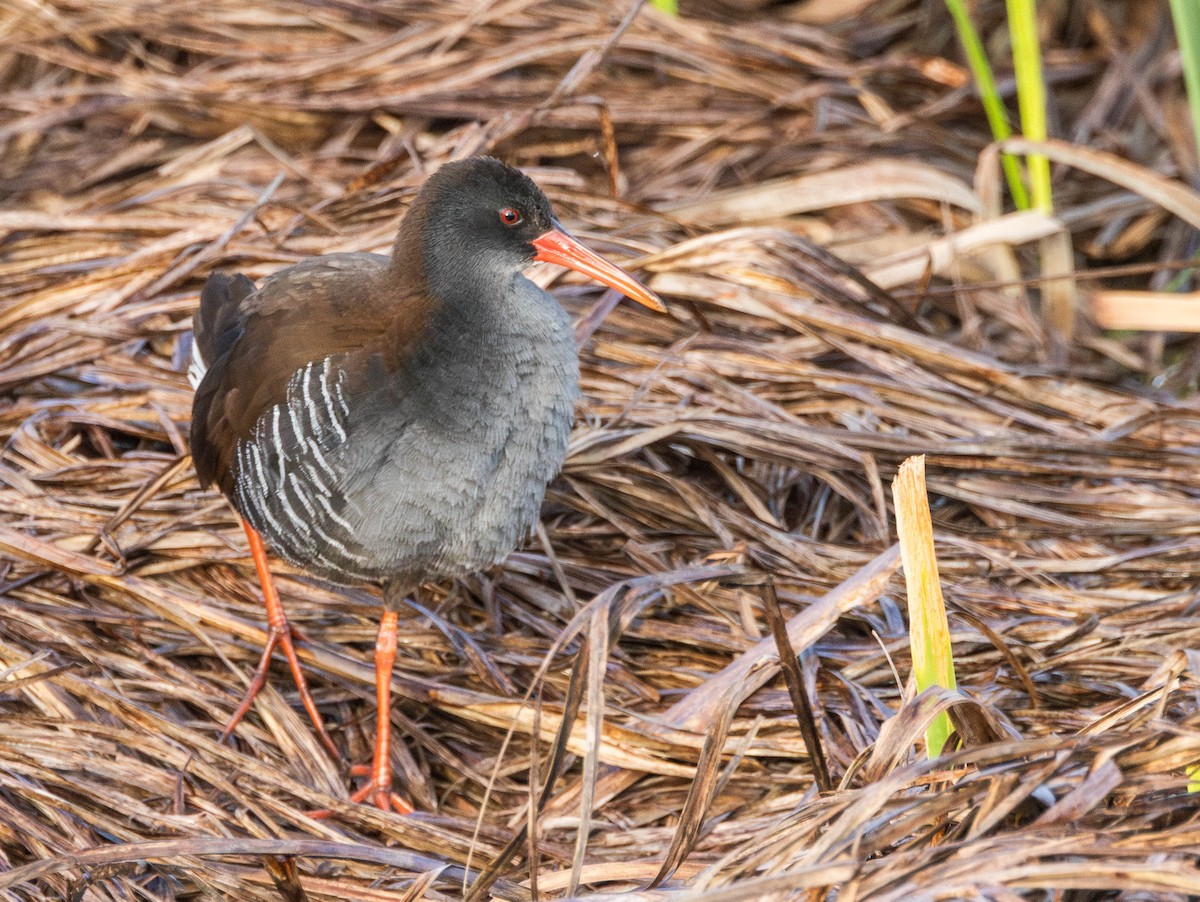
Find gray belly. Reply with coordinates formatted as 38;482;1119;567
234;317;579;588
338;355;578;584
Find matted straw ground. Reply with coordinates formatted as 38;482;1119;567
0;1;1198;899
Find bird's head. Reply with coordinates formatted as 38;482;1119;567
405;156;665;312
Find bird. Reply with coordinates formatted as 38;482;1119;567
188;156;665;813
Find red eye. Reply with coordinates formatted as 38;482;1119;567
499;207;522;226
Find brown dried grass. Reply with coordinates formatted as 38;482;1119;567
0;1;1198;899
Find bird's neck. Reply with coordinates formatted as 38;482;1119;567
382;216;564;423
382;190;574;422
391;194;509;319
394;278;569;432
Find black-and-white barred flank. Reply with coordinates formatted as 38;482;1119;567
229;357;375;576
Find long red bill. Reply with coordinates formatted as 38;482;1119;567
531;228;666;312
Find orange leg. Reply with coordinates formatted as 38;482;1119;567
309;614;412;815
309;608;413;817
217;520;341;762
352;609;413;813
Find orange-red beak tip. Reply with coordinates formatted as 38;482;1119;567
633;289;668;313
532;229;666;314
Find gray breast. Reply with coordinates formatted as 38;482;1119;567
231;281;580;588
336;291;579;586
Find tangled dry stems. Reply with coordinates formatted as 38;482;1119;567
0;1;1198;899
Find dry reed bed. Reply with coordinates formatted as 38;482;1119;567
0;1;1198;899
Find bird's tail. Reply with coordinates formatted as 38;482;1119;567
189;271;256;388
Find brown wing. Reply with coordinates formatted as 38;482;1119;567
189;253;433;498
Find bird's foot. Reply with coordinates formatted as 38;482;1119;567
303;604;412;820
305;764;413;818
217;618;341;762
219;521;342;762
347;763;415;814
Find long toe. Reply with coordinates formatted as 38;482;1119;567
306;774;413;819
346;763;414;814
348;780;414;815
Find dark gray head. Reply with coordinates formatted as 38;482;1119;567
408;157;557;283
397;156;666;312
